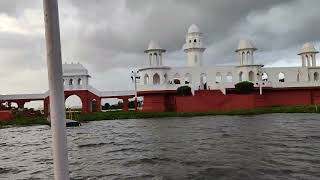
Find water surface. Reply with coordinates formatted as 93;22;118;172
1;113;320;179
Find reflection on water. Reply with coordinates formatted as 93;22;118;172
1;114;320;179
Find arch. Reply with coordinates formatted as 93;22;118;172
65;95;83;113
215;72;222;83
262;72;269;81
241;52;245;65
90;99;97;112
297;72;301;82
200;73;207;89
194;39;197;43
278;72;285;82
173;73;181;84
164;73;168;84
69;79;73;86
226;72;233;83
144;74;149;85
78;78;82;85
153;73;160;85
248;71;254;82
185;73;192;84
314;72;319;81
239;71;244;81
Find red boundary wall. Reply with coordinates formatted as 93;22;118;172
140;87;320;112
0;111;13;121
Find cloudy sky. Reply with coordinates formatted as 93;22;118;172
1;0;320;97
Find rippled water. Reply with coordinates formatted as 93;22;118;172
1;114;320;180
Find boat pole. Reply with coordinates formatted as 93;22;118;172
43;0;69;179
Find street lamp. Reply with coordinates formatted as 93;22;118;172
256;70;265;95
131;70;140;110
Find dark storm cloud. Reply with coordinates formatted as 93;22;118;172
1;0;320;93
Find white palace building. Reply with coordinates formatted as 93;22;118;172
137;24;320;94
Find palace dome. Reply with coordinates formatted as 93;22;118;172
299;43;319;55
188;24;200;33
236;39;257;52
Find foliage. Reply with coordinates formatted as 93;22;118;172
235;81;254;94
177;86;192;96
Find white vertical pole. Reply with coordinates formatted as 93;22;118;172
134;72;138;111
43;0;69;179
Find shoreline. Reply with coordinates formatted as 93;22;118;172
1;105;319;129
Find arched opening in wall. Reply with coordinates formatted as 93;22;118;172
226;72;233;83
215;72;222;84
297;73;301;82
69;79;73;86
144;74;149;85
154;53;158;66
314;72;319;81
164;73;168;84
7;102;18;109
78;78;82;85
65;95;83;115
185;73;192;84
239;71;244;82
247;51;250;64
248;71;254;82
173;73;181;84
200;73;207;90
149;54;152;65
278;72;285;82
262;72;269;81
25;101;43;112
90;99;97;112
241;52;245;64
101;98;124;111
153;73;160;85
305;55;309;66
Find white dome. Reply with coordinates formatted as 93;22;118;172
147;40;161;50
236;39;257;52
299;43;319;54
145;40;165;52
188;24;200;33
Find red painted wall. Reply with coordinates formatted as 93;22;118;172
0;111;12;121
141;88;320;113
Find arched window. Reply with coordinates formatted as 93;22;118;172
185;73;192;84
262;72;269;81
144;74;149;85
249;71;254;82
297;73;301;82
239;71;243;82
153;73;160;85
314;72;319;81
78;78;82;85
306;55;309;66
189;40;192;43
164;73;168;84
241;52;245;65
69;79;73;86
215;72;222;83
200;73;207;90
226;72;233;83
194;39;197;43
278;72;285;82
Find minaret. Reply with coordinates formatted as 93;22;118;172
144;40;166;67
235;39;257;66
183;24;206;67
298;43;319;67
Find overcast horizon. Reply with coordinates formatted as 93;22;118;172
1;0;320;98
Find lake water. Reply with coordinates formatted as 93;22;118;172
0;114;320;180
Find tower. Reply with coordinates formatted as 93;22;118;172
183;24;206;67
235;39;257;66
298;43;319;67
144;40;166;67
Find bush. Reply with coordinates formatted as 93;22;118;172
177;86;192;96
235;81;254;94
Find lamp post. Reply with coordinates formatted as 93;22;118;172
256;70;264;95
131;71;140;110
43;0;69;179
